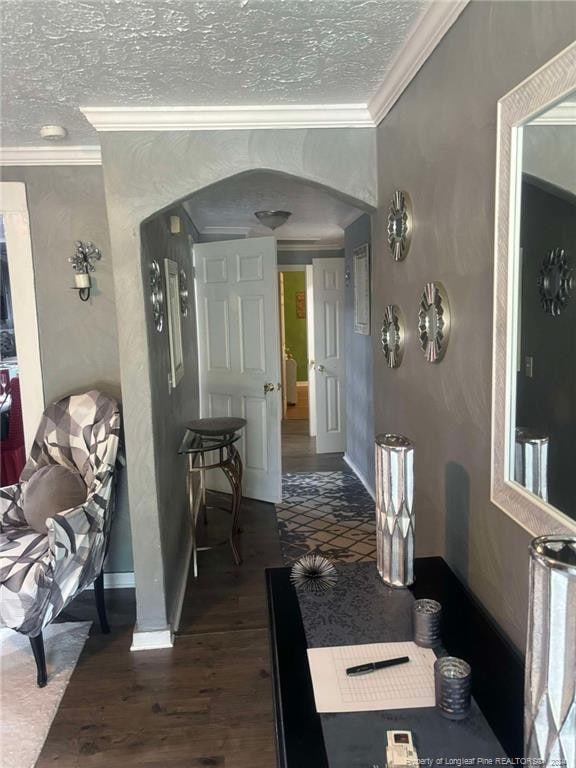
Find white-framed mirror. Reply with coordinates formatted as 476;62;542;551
492;41;576;536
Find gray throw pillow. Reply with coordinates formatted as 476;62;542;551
22;464;87;534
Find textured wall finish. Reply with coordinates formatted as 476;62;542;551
99;127;375;631
372;0;576;651
0;0;423;146
140;208;199;629
0;165;132;573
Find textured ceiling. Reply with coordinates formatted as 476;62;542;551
0;0;425;146
182;170;363;242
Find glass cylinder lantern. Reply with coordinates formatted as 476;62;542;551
525;536;576;765
375;434;415;587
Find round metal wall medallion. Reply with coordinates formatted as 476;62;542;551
387;190;412;262
150;260;164;332
179;269;189;317
418;282;450;363
381;304;405;368
537;248;573;317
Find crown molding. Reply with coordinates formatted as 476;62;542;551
200;226;252;236
530;102;576;125
367;0;469;125
0;146;101;166
277;241;344;252
80;104;374;131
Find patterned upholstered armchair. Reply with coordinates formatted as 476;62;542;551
0;390;121;686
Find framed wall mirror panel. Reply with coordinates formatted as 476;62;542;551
492;41;576;536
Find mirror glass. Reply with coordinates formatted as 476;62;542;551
386;324;398;348
391;214;403;239
425;306;439;339
510;91;576;520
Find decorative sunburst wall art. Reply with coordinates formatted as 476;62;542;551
150;260;164;332
381;304;405;368
290;553;337;593
387;190;413;262
537;248;573;317
418;282;451;363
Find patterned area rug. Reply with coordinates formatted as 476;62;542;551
276;471;376;565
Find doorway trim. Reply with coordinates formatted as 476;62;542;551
0;182;44;451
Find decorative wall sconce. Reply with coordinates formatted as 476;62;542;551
537;247;573;317
179;269;189;317
418;281;451;363
150;260;164;332
68;241;102;301
387;190;413;261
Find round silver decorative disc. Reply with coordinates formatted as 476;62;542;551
150;260;164;332
179;269;189;317
418;282;450;363
387;190;413;262
537;247;573;317
380;304;404;368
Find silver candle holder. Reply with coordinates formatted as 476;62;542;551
375;434;415;588
434;657;471;720
413;599;442;648
525;535;576;765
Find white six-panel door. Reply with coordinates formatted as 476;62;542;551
313;258;346;454
193;237;282;503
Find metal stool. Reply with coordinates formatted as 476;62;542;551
179;417;246;577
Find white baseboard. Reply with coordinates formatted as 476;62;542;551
344;453;375;501
170;527;193;634
130;627;173;651
86;571;135;590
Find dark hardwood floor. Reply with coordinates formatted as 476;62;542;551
281;419;346;473
37;496;283;768
35;433;345;767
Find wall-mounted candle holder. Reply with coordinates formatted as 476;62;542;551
68;241;102;301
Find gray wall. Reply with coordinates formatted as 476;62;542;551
277;248;345;265
140;207;199;628
372;0;576;651
344;214;374;493
99;127;376;631
0;165;132;573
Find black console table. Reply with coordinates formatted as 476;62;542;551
266;558;524;767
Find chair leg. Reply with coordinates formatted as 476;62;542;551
94;571;110;634
29;633;47;688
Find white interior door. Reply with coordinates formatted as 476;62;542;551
194;236;282;503
305;264;317;437
313;258;346;454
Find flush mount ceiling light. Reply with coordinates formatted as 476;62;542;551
254;210;292;230
40;125;68;141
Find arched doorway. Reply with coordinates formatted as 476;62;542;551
101;130;376;643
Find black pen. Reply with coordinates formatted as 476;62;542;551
346;655;410;676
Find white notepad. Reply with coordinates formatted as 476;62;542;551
307;641;436;713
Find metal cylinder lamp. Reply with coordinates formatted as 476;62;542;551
375;434;415;588
525;535;576;765
515;428;549;502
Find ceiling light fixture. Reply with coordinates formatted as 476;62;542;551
254;210;292;230
40;125;68;141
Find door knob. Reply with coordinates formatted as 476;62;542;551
264;382;275;393
316;364;326;373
